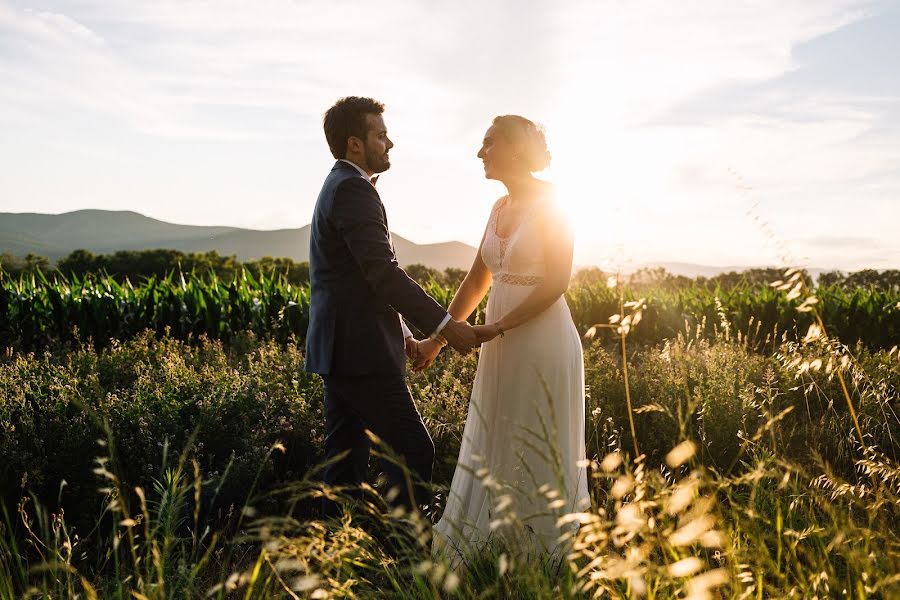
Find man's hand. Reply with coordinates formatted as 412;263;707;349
440;319;479;353
405;336;419;362
411;338;443;372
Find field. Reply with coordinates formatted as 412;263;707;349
1;270;899;598
2;270;898;351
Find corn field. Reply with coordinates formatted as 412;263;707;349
0;271;309;349
1;271;897;351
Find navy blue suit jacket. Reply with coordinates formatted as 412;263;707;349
304;161;448;375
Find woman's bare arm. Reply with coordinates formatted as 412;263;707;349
446;230;492;321
411;204;498;370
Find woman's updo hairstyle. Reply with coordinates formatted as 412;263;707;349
492;115;551;172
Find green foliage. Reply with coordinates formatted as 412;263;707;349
0;270;310;350
0;332;323;536
3;248;312;285
0;331;897;597
819;268;900;291
1;265;899;597
1;329;896;533
0;253;49;278
403;263;444;286
405;263;469;288
583;339;899;478
567;279;900;350
2;271;898;351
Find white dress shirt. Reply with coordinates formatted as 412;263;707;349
338;159;451;340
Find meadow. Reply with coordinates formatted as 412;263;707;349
0;269;898;598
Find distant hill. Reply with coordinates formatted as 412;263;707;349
0;210;478;271
634;261;828;282
1;210;840;278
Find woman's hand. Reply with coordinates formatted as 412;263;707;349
412;338;444;372
472;323;503;344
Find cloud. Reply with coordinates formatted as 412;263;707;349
0;3;184;136
1;0;883;142
801;235;881;249
0;0;558;142
549;0;877;121
0;0;897;270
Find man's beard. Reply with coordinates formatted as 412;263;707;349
364;147;390;174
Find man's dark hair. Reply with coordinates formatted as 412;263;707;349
323;96;385;159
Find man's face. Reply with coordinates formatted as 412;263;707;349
362;113;393;174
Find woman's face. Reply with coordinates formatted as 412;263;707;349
477;125;523;181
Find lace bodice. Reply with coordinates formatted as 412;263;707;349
481;197;546;286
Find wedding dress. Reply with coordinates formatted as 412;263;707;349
432;196;589;566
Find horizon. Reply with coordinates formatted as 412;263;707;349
3;206;890;274
1;0;899;272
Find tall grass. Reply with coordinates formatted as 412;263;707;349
1;270;898;597
1;346;897;595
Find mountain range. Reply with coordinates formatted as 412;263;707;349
0;209;831;278
0;210;477;271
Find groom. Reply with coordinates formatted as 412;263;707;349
305;96;478;519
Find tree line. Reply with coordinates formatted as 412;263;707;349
1;249;898;290
0;249;311;284
574;266;900;291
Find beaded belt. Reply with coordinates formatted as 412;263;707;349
494;272;544;286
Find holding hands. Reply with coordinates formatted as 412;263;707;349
404;336;422;363
410;337;444;372
472;323;503;344
405;320;505;373
440;319;479;353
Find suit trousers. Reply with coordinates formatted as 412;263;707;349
321;373;435;519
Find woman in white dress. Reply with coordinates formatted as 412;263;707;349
413;115;589;566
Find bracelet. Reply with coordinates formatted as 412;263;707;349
497;325;505;338
435;334;449;347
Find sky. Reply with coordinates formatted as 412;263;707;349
0;0;898;271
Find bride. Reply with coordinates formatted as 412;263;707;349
413;115;589;566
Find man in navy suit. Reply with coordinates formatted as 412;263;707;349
306;96;478;519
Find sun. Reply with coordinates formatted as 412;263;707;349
542;119;634;259
541;113;684;269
